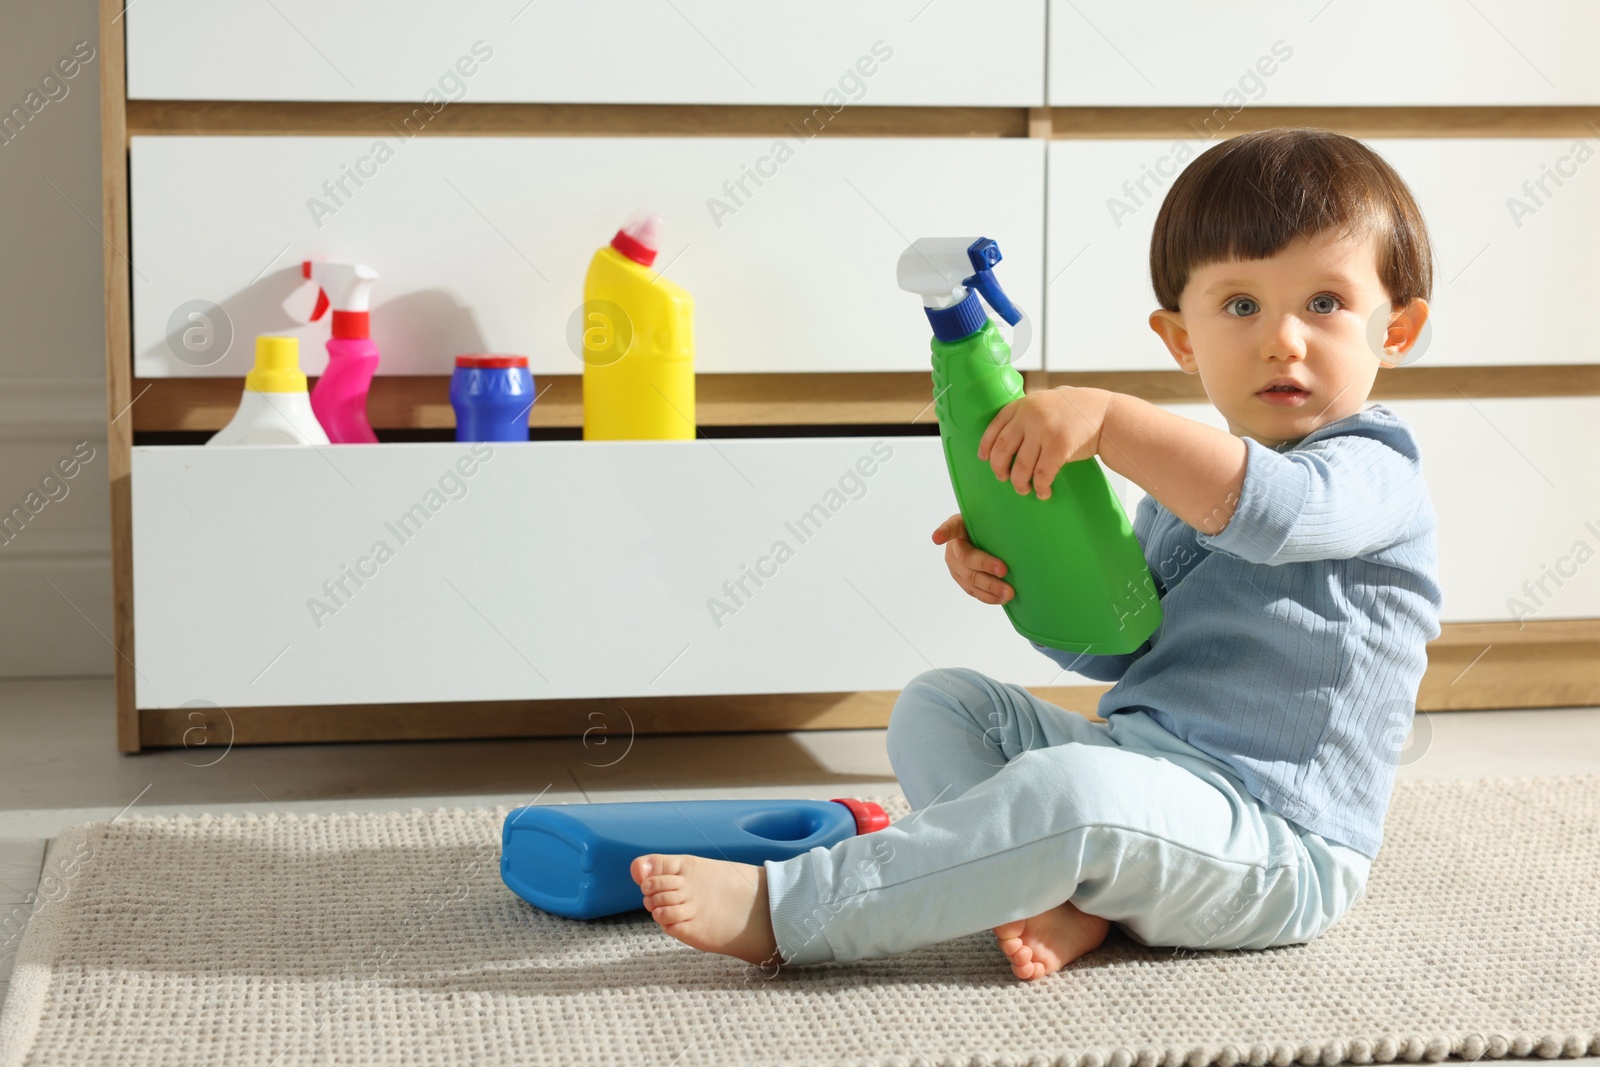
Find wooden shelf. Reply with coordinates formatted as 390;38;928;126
1044;105;1600;139
101;0;135;752
125;101;1600;142
126;100;1030;139
128;365;1600;433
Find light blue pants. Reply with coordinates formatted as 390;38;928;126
764;667;1372;966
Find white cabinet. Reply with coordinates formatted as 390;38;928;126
126;0;1045;106
1045;138;1600;371
111;4;1598;740
130;135;1046;378
1049;0;1600;106
130;437;1083;711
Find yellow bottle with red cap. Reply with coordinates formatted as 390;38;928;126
581;210;695;440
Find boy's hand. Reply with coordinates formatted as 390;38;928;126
932;513;1013;605
977;386;1114;500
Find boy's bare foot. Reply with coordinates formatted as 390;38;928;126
630;853;782;968
992;900;1111;980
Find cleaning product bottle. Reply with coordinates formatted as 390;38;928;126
897;237;1161;656
581;210;695;440
207;335;330;446
304;260;380;444
501;797;889;920
451;354;534;442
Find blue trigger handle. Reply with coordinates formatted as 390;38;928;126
964;238;1022;325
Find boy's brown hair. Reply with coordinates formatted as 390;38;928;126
1149;127;1433;313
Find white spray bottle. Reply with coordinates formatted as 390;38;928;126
208;336;331;446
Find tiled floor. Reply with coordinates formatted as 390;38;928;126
0;837;45;1009
2;675;1598;1061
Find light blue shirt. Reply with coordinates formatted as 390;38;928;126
1030;402;1443;858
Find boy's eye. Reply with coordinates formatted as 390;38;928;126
1223;296;1258;317
1308;293;1341;314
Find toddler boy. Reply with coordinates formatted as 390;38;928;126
630;127;1443;980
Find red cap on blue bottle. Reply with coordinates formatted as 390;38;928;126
830;798;889;835
455;354;528;369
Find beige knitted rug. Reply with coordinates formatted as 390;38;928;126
2;775;1597;1067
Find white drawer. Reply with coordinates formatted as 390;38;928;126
126;1;1044;106
1049;0;1600;106
130;436;1085;711
130;135;1045;378
129;398;1600;711
1046;138;1600;371
1152;398;1600;623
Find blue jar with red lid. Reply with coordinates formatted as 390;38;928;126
450;354;533;442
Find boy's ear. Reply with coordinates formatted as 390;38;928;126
1376;298;1430;369
1148;309;1199;373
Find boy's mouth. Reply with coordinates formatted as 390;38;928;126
1257;380;1310;405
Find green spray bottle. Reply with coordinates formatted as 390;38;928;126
897;237;1161;656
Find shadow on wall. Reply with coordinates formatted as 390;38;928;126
147;267;488;376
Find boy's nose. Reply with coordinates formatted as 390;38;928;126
1264;315;1308;359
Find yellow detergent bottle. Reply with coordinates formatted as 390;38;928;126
581;209;696;440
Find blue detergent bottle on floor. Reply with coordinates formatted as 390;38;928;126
501;798;890;920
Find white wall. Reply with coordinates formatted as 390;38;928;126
0;0;113;677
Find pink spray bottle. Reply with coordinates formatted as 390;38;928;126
304;260;380;443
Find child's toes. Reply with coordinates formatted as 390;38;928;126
634;854;693;886
651;854;687;877
1002;947;1035;978
642;875;684;896
643;888;687;909
651;902;695;925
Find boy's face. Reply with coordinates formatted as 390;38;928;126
1147;227;1429;449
